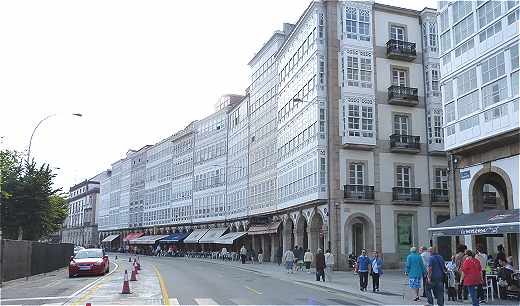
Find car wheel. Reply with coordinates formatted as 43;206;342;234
69;273;74;278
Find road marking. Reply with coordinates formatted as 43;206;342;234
194;298;218;305
64;260;119;306
244;286;263;295
72;283;102;306
66;260;119;301
169;298;180;305
153;264;170;306
1;296;69;302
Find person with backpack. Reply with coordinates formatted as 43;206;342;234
427;246;446;306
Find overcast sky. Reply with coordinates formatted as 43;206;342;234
0;0;436;191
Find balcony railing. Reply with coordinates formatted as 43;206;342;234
388;85;419;105
390;134;420;152
386;39;417;61
392;187;421;202
344;185;375;201
431;189;449;203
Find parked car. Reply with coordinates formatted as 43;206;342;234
69;248;109;278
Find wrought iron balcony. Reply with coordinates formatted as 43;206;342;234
390;134;420;153
388;85;419;106
386;39;417;61
392;187;421;202
431;189;449;203
344;185;375;201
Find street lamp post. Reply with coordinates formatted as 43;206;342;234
27;113;82;162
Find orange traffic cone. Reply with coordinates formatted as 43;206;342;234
130;266;137;281
133;262;139;274
121;270;131;294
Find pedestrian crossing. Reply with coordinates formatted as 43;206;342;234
167;296;369;305
169;298;219;305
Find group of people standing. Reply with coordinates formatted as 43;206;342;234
281;246;335;282
406;244;514;306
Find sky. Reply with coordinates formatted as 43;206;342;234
0;0;436;192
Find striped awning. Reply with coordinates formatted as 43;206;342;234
248;221;281;235
101;234;120;243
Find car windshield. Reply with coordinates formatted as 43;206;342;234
74;250;103;259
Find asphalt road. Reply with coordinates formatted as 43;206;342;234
0;261;117;305
151;256;378;305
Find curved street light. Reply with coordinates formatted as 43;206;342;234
27;113;83;162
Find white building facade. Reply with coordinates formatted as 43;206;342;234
439;0;519;265
97;0;454;268
62;174;103;247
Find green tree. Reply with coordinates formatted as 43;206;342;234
0;150;66;240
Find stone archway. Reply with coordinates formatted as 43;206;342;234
344;213;375;257
296;215;308;250
309;212;325;253
469;165;513;213
468;165;517;261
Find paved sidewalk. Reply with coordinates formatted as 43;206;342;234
186;257;516;305
64;255;164;305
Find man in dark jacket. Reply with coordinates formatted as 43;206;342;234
427;246;445;306
315;248;326;282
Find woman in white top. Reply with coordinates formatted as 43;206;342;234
304;250;313;273
324;249;334;282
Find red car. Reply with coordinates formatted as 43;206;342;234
69;248;109;277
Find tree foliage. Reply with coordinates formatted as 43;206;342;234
0;150;67;240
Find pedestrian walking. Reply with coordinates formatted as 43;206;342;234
426;246;445;306
370;251;383;292
296;246;304;271
460;250;483;306
304;249;313;273
446;256;457;301
276;247;283;265
405;247;426;302
455;244;469;301
258;248;263;264
240;245;247;264
356;249;370;291
475;246;488;303
420;246;432;297
283;248;295;273
315;248;326;282
324;249;334;282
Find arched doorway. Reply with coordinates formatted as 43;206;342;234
471;172;509;213
296;216;308;250
309;212;325;253
352;223;364;256
469;168;517;263
344;214;375;257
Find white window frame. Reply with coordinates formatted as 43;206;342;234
453;14;475;45
349;163;365;185
396;166;411;188
390;25;406;41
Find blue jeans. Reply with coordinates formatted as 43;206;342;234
426;278;445;306
467;285;479;306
